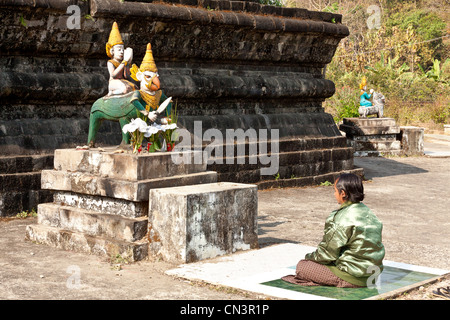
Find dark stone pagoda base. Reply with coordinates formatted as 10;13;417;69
0;0;352;215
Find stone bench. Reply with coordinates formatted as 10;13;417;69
148;182;258;263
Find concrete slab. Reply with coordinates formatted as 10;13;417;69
166;243;449;300
41;169;217;201
424;134;450;157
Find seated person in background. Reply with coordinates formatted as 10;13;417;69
359;76;373;107
282;173;385;288
360;88;374;107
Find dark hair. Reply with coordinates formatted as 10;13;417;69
335;173;365;203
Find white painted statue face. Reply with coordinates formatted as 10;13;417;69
111;44;124;61
136;70;160;92
143;71;156;84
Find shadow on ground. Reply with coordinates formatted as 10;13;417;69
354;157;428;179
257;215;301;248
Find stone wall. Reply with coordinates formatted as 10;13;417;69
0;0;356;216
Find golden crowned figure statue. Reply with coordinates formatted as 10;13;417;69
106;22;137;96
359;76;373;107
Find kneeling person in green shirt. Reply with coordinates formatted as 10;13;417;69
282;173;385;288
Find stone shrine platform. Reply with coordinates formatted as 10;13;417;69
339;118;424;157
2;155;448;300
339;118;401;157
25;148;259;263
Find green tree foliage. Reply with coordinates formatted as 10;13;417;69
385;8;447;66
301;0;450;127
259;0;283;7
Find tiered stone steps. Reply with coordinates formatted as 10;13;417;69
26;224;149;262
205;135;363;189
25;148;217;261
339;118;401;157
37;203;148;242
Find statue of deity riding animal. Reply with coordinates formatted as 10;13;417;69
357;77;385;118
87;23;171;148
358;91;385;118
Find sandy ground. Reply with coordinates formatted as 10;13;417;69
1;138;449;301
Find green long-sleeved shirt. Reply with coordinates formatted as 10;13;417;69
305;202;385;286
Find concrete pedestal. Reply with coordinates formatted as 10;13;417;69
399;126;424;156
26;148;217;262
340;118;401;157
444;124;450;135
148;182;258;263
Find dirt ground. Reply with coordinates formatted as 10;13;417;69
0;153;449;301
392;273;450;300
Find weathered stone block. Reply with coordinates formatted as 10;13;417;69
53;149;206;180
37;203;148;242
25;224;148;262
53;192;148;218
399;126;424;156
148;182;258;263
41;169;217;201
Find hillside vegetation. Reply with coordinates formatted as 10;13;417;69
281;0;450;130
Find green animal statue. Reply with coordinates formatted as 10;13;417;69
87;90;171;147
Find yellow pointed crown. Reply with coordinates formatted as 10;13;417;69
359;76;367;91
140;43;158;73
106;22;124;58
